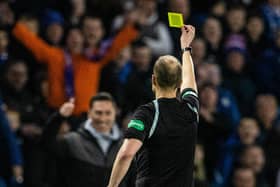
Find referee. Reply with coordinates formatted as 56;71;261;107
108;25;198;187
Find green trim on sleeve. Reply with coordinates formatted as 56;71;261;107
128;119;145;131
182;90;198;99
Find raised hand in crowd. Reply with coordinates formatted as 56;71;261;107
59;98;75;117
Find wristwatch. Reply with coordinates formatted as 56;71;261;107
181;47;192;55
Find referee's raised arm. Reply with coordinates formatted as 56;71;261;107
180;25;197;93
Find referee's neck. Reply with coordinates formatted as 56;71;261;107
155;89;177;99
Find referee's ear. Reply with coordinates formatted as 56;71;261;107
152;74;157;92
152;74;156;85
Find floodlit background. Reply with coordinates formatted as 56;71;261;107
0;0;280;186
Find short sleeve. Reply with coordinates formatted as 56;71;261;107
180;88;199;122
124;104;153;142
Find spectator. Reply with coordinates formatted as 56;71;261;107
196;63;209;87
226;5;247;35
0;27;9;82
87;0;124;31
261;0;280;40
82;16;112;60
239;145;268;187
223;35;256;116
41;9;64;46
0;99;23;187
0;60;38;124
68;0;85;25
41;93;134;187
191;37;207;65
238;118;261;146
0;0;14;26
0;59;46;187
123;41;154;116
254;30;280;100
264;116;280;187
202;16;224;64
246;14;267;59
255;94;280;186
9;15;41;77
12;16;138;115
99;46;133;109
0;0;279;186
204;63;241;127
136;0;173;57
198;83;232;181
255;94;279;136
168;0;190;21
114;0;173;57
232;167;256;187
211;0;227;19
0;27;8;65
216;118;260;186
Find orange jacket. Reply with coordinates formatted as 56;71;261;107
13;22;138;115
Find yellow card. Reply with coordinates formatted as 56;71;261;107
168;12;184;28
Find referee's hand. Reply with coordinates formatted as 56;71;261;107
180;25;195;49
59;98;75;117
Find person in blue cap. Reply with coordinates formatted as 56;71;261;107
42;9;64;46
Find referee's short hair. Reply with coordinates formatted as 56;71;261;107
153;55;182;90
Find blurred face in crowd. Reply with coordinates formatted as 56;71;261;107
268;0;280;6
0;1;14;25
137;0;157;17
241;146;265;174
6;61;28;91
226;51;245;73
168;0;190;19
40;79;49;99
46;23;64;45
233;168;255;187
132;45;151;71
247;16;264;41
256;95;278;129
196;64;208;87
66;28;84;54
0;30;8;52
115;46;131;67
25;18;39;34
227;8;246;33
191;38;206;64
71;0;85;17
200;86;218;109
89;100;116;134
83;17;104;48
238;118;260;145
206;63;221;86
203;17;223;47
211;1;226;17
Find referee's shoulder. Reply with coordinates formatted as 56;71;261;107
135;102;155;113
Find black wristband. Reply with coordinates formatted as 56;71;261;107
181;47;192;55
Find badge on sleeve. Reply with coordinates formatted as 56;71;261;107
128;119;145;131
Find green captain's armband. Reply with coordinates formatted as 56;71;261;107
128;119;145;131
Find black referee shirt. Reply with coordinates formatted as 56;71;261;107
124;88;199;187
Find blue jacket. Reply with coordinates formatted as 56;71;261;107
0;99;23;177
217;88;241;128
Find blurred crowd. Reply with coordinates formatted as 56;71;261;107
0;0;280;186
